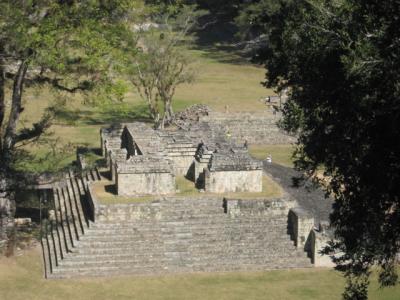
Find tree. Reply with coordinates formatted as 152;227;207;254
0;0;137;256
238;0;400;299
129;4;198;129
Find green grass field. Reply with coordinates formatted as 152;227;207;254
93;175;283;205
248;144;296;167
1;247;399;300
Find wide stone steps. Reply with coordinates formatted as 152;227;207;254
43;181;313;278
51;264;165;278
41;169;103;278
50;257;311;279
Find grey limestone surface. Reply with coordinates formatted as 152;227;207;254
263;162;333;224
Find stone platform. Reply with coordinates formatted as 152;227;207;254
41;172;313;278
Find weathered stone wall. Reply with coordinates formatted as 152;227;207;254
194;160;208;184
95;201;162;222
109;149;127;182
310;230;336;267
289;207;315;249
168;155;195;176
204;169;263;193
201;112;296;145
224;195;295;218
116;173;175;196
87;184;100;222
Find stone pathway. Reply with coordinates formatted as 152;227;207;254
263;162;333;224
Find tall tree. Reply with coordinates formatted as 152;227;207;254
0;0;137;255
238;0;400;299
129;4;198;129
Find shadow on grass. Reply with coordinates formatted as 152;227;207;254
54;103;152;126
77;146;102;156
193;44;251;66
192;19;252;66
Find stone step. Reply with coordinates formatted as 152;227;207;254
49;265;168;278
42;176;315;279
85;225;161;233
76;177;86;195
71;241;163;251
65;181;85;236
60;252;165;264
53;255;311;275
68;177;88;231
57;188;80;244
47;253;311;278
70;245;164;255
41;237;54;277
57;257;165;268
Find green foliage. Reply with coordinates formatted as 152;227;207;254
128;4;201;128
242;0;400;298
0;0;138;175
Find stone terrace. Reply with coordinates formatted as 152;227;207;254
44;193;312;278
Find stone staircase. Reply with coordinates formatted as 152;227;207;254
41;168;102;278
42;193;312;278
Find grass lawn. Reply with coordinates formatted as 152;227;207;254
249;144;296;167
93;175;283;205
15;47;274;172
1;247;400;300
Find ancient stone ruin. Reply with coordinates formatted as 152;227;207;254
101;120;263;197
39;106;334;279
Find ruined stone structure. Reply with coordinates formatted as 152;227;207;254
39;106;335;278
201;111;296;145
204;151;263;193
116;156;175;196
101;120;263;197
42;174;313;278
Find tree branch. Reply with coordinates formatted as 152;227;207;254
15;112;53;144
25;75;94;93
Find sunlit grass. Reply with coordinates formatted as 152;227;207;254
1;247;400;300
93;174;283;205
249;144;296;167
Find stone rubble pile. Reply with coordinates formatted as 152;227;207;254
174;104;212;129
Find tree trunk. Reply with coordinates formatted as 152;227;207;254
0;56;5;153
0;57;5;129
160;98;174;128
0;179;16;257
166;100;174;122
2;60;28;164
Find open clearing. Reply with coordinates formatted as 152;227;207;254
1;247;399;300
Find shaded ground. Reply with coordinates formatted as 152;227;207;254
264;162;332;224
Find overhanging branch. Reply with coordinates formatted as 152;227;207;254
5;72;94;93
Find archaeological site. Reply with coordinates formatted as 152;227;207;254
38;106;334;278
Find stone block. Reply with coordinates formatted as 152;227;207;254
310;229;336;267
117;173;175;196
205;170;263;193
289;207;315;250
